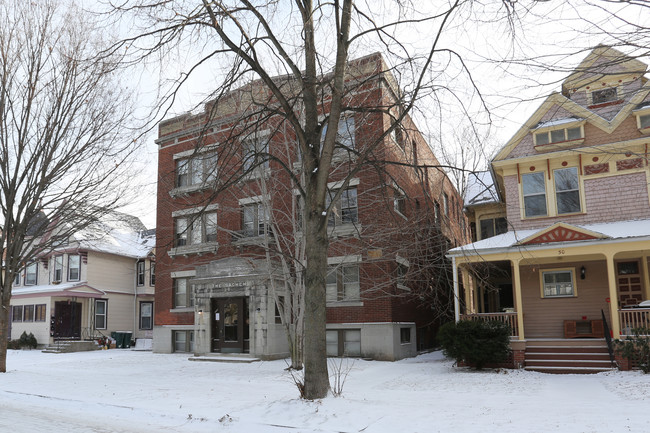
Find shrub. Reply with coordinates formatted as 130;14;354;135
7;339;21;350
438;320;511;370
18;331;38;349
615;327;650;373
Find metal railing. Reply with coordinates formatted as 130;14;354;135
619;308;650;336
601;309;616;366
460;312;519;337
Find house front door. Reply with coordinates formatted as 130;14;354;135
211;297;249;353
616;261;644;307
53;301;82;339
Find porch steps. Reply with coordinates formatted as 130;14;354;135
42;340;101;354
188;354;260;363
524;339;615;374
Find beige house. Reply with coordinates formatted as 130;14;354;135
9;212;155;349
448;46;650;372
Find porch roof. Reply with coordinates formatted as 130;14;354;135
448;218;650;257
11;281;105;299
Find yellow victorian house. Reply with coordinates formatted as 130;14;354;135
449;46;650;373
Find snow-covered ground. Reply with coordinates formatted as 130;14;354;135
1;349;649;433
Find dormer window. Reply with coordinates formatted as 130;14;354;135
633;105;650;134
534;126;582;147
591;87;618;105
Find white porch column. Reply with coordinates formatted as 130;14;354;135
605;253;621;339
452;256;460;322
511;258;525;341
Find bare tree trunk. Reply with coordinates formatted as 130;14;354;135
303;204;330;398
0;295;9;373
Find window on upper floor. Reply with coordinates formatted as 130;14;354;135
68;255;80;281
174;212;218;247
176;151;218;187
242;201;269;237
326;264;360;302
393;187;406;216
53;255;63;283
150;262;156;286
242;137;269;172
479;217;508;240
640;114;650;129
25;262;37;285
522;172;547;218
535;126;583;146
443;193;449;217
326;187;358;227
554;167;581;214
591;87;618;105
434;201;441;226
14;272;20;286
136;260;145;286
322;115;356;151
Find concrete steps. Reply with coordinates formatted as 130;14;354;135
42;340;101;353
524;339;615;374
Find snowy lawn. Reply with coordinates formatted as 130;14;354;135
1;349;648;433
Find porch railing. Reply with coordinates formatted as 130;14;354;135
459;312;519;338
619;308;650;336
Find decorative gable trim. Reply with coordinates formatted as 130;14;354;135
515;223;608;246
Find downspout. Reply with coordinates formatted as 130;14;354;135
133;260;138;340
452;256;460;322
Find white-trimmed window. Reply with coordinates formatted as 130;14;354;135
140;301;153;330
242;202;269;237
591;87;618;105
176;151;218;187
322;115;356;150
53;256;63;283
522;172;547;217
174;330;194;353
554;167;581;214
25;262;37;285
174;212;218;247
68;255;81;281
95;299;108;329
12;305;23;322
326;188;358;227
393;187;406;216
541;269;575;298
535;126;582;146
173;278;193;308
640;114;650;129
326;264;360;302
326;329;361;357
242;137;269;172
150;262;155;286
136;260;145;286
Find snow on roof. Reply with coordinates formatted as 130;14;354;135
69;212;155;259
464;171;499;206
534;117;583;129
449;218;650;256
12;281;104;297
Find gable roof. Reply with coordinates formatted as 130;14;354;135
493;47;650;162
514;222;608;245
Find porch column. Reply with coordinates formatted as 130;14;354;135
461;267;473;314
452;256;460;322
511;258;525;341
605;253;621;338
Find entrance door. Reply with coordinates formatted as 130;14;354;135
616;261;644;307
211;297;249;353
53;301;82;339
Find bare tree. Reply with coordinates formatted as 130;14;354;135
0;1;138;372
107;0;527;399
